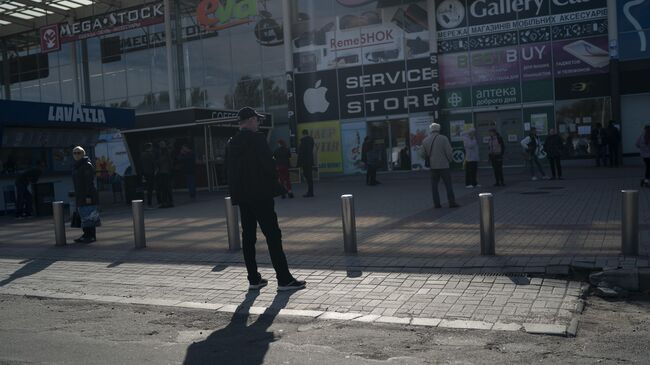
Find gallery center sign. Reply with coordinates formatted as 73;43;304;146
196;0;257;31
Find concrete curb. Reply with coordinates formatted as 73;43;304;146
0;288;572;335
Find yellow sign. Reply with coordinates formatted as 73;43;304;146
298;121;343;173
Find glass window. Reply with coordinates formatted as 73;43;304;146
263;75;286;107
150;49;169;93
204;84;233;109
230;31;263;79
182;39;205;89
186;87;207;107
125;48;153;97
89;74;104;103
231;77;263;109
154;92;170;111
203;32;233;86
19;79;41;102
555;97;612;157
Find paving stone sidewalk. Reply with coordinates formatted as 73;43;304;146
0;256;584;335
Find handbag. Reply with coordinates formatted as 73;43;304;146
78;205;101;228
71;210;81;228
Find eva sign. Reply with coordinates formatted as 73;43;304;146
40;24;60;53
196;0;257;31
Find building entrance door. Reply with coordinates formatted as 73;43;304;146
475;110;524;166
367;118;410;171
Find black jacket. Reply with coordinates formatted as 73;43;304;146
607;125;621;145
15;167;42;186
226;129;279;205
273;146;291;167
297;136;315;168
543;134;564;158
140;150;156;176
72;157;98;206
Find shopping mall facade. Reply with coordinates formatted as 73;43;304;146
1;0;649;177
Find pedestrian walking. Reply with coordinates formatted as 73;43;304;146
543;128;564;180
72;146;99;244
361;136;380;185
421;122;459;209
140;143;157;208
521;128;548;181
591;123;608;167
273;139;294;198
178;144;197;199
607;121;621;167
226;107;306;291
297;129;315;197
14;161;43;219
487;128;505;186
635;125;650;187
156;140;174;208
462;128;480;188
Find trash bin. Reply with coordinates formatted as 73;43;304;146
124;175;144;204
33;182;55;216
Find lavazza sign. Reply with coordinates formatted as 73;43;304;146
48;103;107;124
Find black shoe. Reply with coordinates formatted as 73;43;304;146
74;235;86;243
303;193;314;198
449;203;460;208
278;280;306;291
79;236;95;244
434;205;442;209
249;278;269;290
288;192;294;199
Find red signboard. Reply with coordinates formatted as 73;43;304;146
40;24;61;53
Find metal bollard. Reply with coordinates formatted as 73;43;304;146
224;197;241;251
479;193;495;256
52;201;66;246
132;200;146;249
621;190;639;256
341;194;357;254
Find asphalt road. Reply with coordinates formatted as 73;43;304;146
0;293;649;365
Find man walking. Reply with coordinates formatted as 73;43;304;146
421;123;459;209
140;143;157;208
297;129;315;197
14;161;43;218
607;121;621;167
227;107;306;291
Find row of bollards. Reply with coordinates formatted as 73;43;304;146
51;190;640;256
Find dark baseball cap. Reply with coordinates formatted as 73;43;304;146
237;107;264;122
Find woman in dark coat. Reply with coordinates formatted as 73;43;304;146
543;128;564;180
72;146;99;243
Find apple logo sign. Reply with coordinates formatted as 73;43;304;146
303;80;329;114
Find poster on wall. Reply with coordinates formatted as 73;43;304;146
409;115;431;170
530;113;548;135
298;121;343;173
553;36;610;77
449;120;465;142
341;121;367;174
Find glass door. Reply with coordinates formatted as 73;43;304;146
389;118;411;170
475;110;524;167
367;121;389;171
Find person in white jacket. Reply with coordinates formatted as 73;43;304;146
462;128;480;188
421;123;460;209
520;127;548;181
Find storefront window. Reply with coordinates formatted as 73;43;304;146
555;97;611;157
0;148;48;174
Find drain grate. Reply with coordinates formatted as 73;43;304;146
520;191;550;195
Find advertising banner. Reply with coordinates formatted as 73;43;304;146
553;36;609;77
409;115;432;170
298;121;343;173
440;52;471;88
520;42;552;80
473;82;521;107
617;0;650;60
470;47;520;85
341;121;367;174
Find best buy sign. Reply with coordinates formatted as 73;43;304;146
196;0;257;31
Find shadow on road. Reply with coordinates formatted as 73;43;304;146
182;289;296;364
0;258;54;287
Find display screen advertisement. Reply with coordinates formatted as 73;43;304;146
298;121;343;173
292;1;429;72
553;36;609;77
617;0;650;60
341;121;367;174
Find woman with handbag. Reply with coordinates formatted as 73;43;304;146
520;127;548;181
72;146;99;243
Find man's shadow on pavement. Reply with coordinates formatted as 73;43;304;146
0;258;54;287
182;289;296;365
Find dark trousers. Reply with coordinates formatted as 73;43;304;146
366;165;377;185
239;199;293;285
157;173;173;206
465;161;478;186
595;144;608;166
548;157;562;178
302;166;314;195
608;143;620;167
528;155;546;177
82;226;96;239
186;174;196;198
144;174;155;206
489;155;504;185
15;183;32;217
430;169;456;207
644;158;650;179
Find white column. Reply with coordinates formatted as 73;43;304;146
164;0;176;110
282;0;293;72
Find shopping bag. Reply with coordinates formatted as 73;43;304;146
78;205;101;228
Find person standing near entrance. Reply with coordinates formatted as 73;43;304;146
487;128;505;186
607;121;621;167
273;139;294;199
421;122;459;209
178;144;197;199
14;161;43;219
156;140;174;208
591;124;608;167
462;128;480;188
521;127;548;181
72;146;99;243
361;136;380;185
140;143;157;208
544;128;564;180
226;107;306;291
297;129;315;197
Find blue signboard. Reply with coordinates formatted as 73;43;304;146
0;100;135;129
617;0;650;60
